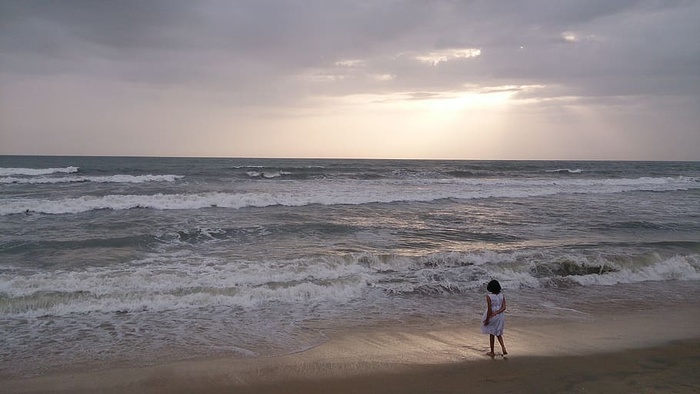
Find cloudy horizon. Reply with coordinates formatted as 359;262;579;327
1;0;699;160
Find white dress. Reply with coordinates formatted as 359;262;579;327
481;293;505;336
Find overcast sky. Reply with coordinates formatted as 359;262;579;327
1;0;699;160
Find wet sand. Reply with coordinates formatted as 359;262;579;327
3;304;700;393
240;340;700;394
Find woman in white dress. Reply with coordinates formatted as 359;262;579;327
481;279;507;356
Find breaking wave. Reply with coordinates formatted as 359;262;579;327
2;176;697;215
0;166;79;176
1;250;698;317
546;168;583;174
0;174;183;184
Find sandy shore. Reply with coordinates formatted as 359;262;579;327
240;339;700;394
3;303;700;393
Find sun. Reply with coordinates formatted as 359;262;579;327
410;90;516;113
332;86;519;115
256;85;538;159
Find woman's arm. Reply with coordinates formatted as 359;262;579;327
483;295;492;325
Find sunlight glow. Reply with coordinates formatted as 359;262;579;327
329;84;533;115
246;84;551;159
403;90;514;112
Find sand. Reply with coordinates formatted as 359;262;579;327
3;304;700;393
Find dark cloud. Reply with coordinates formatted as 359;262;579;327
0;1;430;100
3;0;697;102
0;0;195;50
1;0;699;159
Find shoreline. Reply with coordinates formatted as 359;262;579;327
3;303;700;393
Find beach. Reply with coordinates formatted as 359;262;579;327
1;157;699;392
3;301;699;394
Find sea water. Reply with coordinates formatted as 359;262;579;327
1;157;699;376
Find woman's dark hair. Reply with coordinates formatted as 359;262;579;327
486;280;501;294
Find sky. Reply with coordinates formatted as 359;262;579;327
1;0;699;160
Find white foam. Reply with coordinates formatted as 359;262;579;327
1;251;698;318
2;176;697;216
234;165;325;169
0;255;373;317
245;171;292;179
545;168;583;174
374;251;700;295
0;281;366;317
0;166;79;176
568;255;700;286
0;174;183;184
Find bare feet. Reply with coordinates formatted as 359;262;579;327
486;352;496;357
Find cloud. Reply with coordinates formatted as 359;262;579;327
413;48;482;66
1;0;699;159
2;0;698;104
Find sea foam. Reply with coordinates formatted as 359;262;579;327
1;176;697;215
0;166;79;176
0;174;183;184
1;250;697;318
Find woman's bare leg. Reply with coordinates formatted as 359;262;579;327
488;334;495;356
497;335;507;355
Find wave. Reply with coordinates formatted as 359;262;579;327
545;168;583;174
240;167;332;180
374;251;700;295
0;174;183;184
0;255;369;316
2;176;697;215
564;255;700;286
233;165;326;169
245;171;292;179
0;224;355;255
0;250;697;317
0;166;79;176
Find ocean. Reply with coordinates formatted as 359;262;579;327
1;156;699;376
